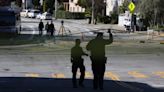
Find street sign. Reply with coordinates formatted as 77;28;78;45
128;2;135;13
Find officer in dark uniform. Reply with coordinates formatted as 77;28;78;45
49;21;55;36
86;30;113;90
45;22;50;35
71;39;88;88
38;19;44;36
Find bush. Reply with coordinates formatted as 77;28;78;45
110;13;118;24
97;16;111;24
55;10;85;19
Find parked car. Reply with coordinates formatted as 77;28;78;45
40;12;52;20
27;10;40;18
20;9;29;17
36;13;42;19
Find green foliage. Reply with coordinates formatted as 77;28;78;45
58;4;64;10
15;0;22;7
97;16;111;24
78;0;91;8
77;0;106;23
0;0;10;6
43;0;55;12
138;0;164;27
32;0;40;9
55;10;85;19
110;13;118;24
119;0;129;14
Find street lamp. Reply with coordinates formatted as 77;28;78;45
25;0;27;9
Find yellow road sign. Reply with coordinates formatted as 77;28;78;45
128;2;135;13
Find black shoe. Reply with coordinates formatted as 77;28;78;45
93;87;98;90
79;83;85;87
100;87;104;90
73;85;78;88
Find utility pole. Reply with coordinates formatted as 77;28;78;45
25;0;28;9
54;0;58;19
91;0;95;24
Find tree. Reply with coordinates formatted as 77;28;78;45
77;0;105;24
43;0;55;13
32;0;40;9
15;0;22;7
119;0;129;14
137;0;164;27
0;0;11;6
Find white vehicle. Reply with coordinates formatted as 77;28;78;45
28;10;40;18
124;18;131;27
36;13;42;19
40;12;52;20
20;9;29;17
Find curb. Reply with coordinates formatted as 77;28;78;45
0;44;42;49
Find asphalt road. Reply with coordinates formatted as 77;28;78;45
0;18;163;92
0;40;164;92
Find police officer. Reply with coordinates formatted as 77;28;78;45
38;19;44;36
45;22;50;35
71;39;88;88
49;21;55;36
86;30;113;90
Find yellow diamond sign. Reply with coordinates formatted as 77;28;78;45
128;2;135;13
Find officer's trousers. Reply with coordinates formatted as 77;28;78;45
72;63;85;86
92;63;105;89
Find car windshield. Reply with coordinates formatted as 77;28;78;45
34;11;40;13
0;14;15;26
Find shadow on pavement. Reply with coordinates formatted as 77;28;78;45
0;77;163;92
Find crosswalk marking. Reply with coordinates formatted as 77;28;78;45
105;72;120;81
128;71;148;78
25;73;39;77
77;72;93;78
153;71;164;78
85;72;93;78
51;73;65;78
22;71;164;79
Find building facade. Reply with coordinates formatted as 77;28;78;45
69;0;85;12
106;0;124;16
63;0;85;13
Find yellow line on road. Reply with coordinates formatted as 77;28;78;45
51;73;65;78
105;72;120;81
153;71;164;78
85;72;93;78
128;71;148;78
77;72;93;78
25;73;39;77
160;33;164;37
